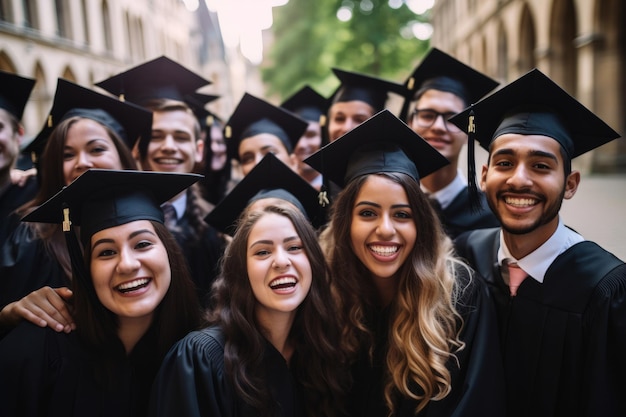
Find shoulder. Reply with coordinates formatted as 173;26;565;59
164;326;225;367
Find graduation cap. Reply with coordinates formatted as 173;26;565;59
95;56;211;105
448;68;621;208
399;48;499;121
22;168;200;285
23;78;153;163
185;92;221;128
224;92;308;162
304;109;449;189
330;68;406;112
280;85;329;124
0;70;35;120
205;153;324;235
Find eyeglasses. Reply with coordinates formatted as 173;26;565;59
411;109;462;133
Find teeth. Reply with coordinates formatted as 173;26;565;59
505;197;537;207
269;277;297;289
117;278;149;292
156;158;180;164
369;245;399;256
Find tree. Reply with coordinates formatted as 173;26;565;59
261;0;431;100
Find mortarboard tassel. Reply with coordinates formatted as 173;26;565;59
467;106;482;213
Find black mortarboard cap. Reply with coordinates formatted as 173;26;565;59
205;153;323;235
23;79;153;161
0;70;35;120
280;85;329;124
185;92;221;129
399;48;499;121
95;56;211;105
448;68;621;210
330;68;406;112
304;109;449;188
224;93;308;161
23;169;201;245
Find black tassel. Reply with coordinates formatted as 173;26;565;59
467;107;482;213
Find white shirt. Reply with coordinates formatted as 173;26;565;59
164;192;187;221
421;170;467;209
498;218;584;283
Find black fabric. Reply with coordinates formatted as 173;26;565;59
0;321;162;417
149;326;303;417
346;265;506;416
0;220;68;332
0;176;38;242
455;229;626;417
438;187;500;240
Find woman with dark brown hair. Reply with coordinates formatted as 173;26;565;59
150;204;348;417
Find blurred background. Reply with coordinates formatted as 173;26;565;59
1;0;624;258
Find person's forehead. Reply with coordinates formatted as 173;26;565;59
414;89;466;109
329;100;375;115
239;133;289;153
490;133;564;156
152;110;197;131
0;108;16;126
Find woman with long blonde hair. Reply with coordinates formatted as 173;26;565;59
306;110;505;416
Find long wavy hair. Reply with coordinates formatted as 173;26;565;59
76;220;201;363
17;116;137;278
327;172;467;415
206;204;348;417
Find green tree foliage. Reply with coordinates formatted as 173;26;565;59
261;0;431;99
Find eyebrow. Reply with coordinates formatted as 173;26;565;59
91;229;156;252
64;138;110;149
249;235;299;249
355;201;411;209
492;148;559;162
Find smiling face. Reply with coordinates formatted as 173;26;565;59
247;212;312;324
328;100;376;142
145;110;203;174
90;220;171;325
408;89;467;165
294;120;322;177
482;133;579;244
63;118;123;185
238;133;295;176
350;175;417;283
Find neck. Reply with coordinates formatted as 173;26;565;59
502;217;560;259
421;163;457;192
256;309;296;362
117;315;153;355
372;275;398;307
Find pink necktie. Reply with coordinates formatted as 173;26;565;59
162;203;177;229
507;263;527;296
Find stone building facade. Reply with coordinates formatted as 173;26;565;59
430;0;625;172
0;0;231;141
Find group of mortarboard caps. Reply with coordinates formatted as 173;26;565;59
11;49;622;246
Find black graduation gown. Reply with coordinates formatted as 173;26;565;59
437;188;499;240
0;221;67;319
0;321;161;417
149;326;303;417
455;228;626;417
169;194;225;308
0;176;38;243
347;266;506;417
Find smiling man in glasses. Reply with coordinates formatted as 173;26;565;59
402;49;500;238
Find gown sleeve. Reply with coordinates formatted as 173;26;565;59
149;327;233;417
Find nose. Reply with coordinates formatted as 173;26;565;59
430;113;447;131
116;247;141;275
376;214;395;238
160;134;177;151
272;248;291;270
75;151;94;171
506;163;533;188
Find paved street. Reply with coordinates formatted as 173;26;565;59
560;174;626;261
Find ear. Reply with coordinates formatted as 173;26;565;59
563;170;580;200
480;164;488;192
195;138;204;164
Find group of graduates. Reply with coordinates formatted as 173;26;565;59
0;46;624;417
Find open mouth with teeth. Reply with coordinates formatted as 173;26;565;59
116;278;151;293
505;196;538;208
269;277;297;290
369;245;399;257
